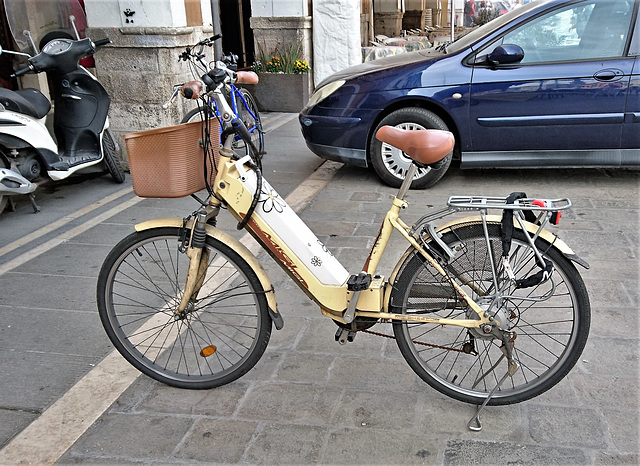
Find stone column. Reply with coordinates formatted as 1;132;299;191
85;0;211;167
85;26;212;168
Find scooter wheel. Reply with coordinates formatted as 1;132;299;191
102;131;125;184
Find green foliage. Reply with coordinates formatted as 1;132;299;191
253;40;309;74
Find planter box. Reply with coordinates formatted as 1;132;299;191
244;73;311;113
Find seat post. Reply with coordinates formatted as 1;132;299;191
397;163;418;200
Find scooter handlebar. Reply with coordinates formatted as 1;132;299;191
11;65;32;77
93;38;112;49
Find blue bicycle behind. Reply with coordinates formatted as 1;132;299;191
175;35;264;157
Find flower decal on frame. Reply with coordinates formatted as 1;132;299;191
258;185;286;214
311;256;322;267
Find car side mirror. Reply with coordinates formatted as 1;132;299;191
487;44;524;66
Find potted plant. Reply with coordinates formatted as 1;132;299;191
246;41;311;113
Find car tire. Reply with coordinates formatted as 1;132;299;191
370;108;453;189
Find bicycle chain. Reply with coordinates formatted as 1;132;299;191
361;329;468;354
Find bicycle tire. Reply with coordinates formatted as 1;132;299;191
181;89;263;157
236;88;264;154
391;222;590;405
102;130;125;183
181;107;215;124
97;227;272;389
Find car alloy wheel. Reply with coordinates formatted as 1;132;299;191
370;107;453;189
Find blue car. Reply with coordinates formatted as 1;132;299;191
300;0;640;188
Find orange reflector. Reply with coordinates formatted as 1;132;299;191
200;345;217;357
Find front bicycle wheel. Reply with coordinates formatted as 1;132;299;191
97;227;272;389
391;222;590;405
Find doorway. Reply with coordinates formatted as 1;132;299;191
219;0;255;69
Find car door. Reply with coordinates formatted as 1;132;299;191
622;14;640;164
467;0;636;167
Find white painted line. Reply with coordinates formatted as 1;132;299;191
0;159;343;465
0;186;134;261
0;195;143;277
263;113;298;134
0;351;141;465
0;112;295;265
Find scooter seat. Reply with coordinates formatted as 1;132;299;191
0;88;51;120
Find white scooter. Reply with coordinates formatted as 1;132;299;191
0;0;124;214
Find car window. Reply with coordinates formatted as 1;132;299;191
491;0;634;63
448;0;545;54
630;7;640;56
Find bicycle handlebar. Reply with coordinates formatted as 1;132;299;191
181;81;205;100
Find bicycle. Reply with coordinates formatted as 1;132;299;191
165;35;264;157
98;62;590;431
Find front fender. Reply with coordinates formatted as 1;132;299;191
135;218;282;329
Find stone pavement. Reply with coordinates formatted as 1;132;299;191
0;114;638;464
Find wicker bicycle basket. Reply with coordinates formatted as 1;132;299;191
124;119;220;198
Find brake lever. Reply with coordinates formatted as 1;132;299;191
162;85;183;109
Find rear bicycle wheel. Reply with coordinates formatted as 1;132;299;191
97;227;272;388
236;88;264;155
391;223;590;405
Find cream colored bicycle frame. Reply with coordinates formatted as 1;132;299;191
210;150;495;329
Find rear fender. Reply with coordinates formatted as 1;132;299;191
385;215;588;312
135;218;282;330
436;215;589;269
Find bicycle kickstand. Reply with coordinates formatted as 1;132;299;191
468;334;519;431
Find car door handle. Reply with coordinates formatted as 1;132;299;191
594;68;624;82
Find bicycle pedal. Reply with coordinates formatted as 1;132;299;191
335;328;356;345
347;272;372;291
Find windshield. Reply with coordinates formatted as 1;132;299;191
3;0;87;53
447;0;552;53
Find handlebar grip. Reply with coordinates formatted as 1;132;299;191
181;81;205;99
93;38;112;48
12;66;32;77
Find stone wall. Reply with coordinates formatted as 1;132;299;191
374;11;404;36
403;10;426;30
86;26;212;168
249;16;312;71
249;15;314;103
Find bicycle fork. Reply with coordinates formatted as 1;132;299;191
176;209;215;316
